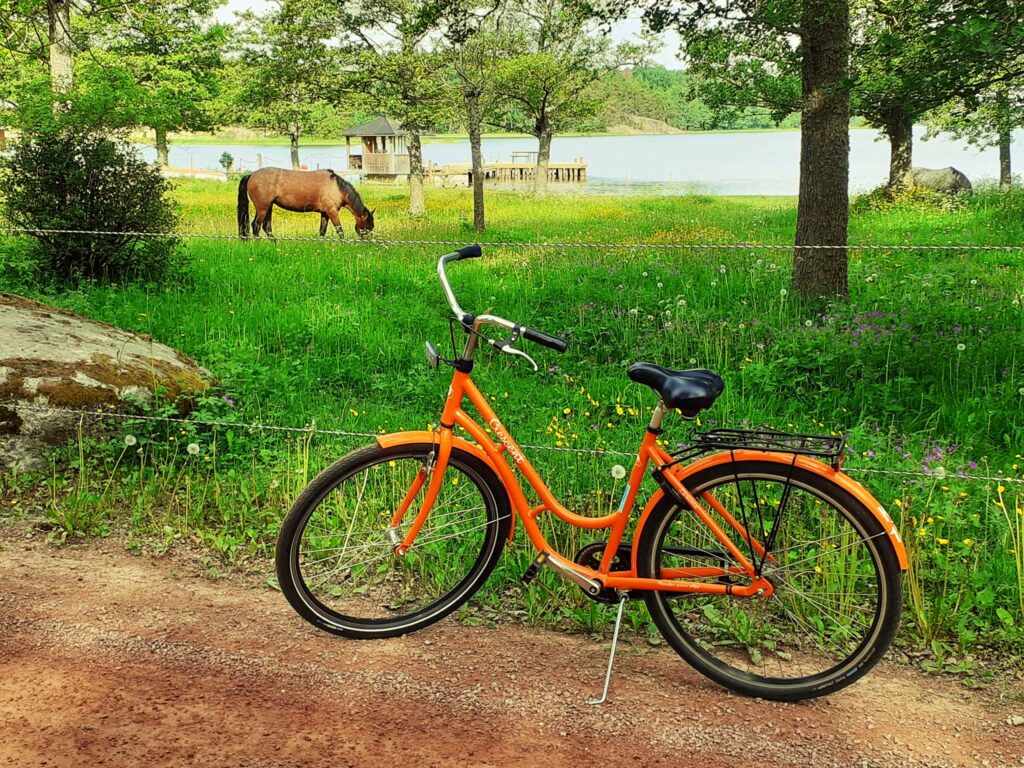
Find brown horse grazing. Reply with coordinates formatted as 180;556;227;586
237;168;375;240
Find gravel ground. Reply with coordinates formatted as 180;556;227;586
1;534;1022;768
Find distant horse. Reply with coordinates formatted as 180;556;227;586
237;168;375;240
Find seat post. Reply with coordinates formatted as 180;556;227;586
648;401;668;431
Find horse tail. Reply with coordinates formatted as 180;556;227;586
237;174;251;239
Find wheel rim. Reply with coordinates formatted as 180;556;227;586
653;471;889;689
291;451;498;627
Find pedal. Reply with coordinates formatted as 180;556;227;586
521;551;550;585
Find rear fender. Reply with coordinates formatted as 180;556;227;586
634;451;908;570
375;431;517;542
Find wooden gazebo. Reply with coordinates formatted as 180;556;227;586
343;117;410;178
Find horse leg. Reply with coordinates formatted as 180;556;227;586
319;213;329;238
327;208;344;239
252;206;269;239
263;206;275;240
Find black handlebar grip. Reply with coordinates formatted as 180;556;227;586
522;326;568;353
455;244;482;260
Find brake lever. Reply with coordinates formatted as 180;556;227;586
503;345;538;371
478;330;539;371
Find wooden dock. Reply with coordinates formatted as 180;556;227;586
427;157;587;185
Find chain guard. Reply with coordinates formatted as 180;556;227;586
574;542;633;604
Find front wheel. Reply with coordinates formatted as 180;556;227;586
637;459;902;701
275;442;511;638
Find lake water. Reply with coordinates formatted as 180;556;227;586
139;127;1022;196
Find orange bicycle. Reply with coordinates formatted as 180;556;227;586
276;244;907;702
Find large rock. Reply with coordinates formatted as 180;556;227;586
908;166;973;194
0;294;211;469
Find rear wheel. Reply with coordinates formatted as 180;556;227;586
276;442;510;638
637;459;902;701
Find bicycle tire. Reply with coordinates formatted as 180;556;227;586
637;458;902;701
276;441;511;638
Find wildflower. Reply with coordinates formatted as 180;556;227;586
563;407;571;415
804;320;813;327
611;465;627;479
936;538;949;545
719;265;726;273
657;282;664;289
689;357;697;365
124;435;137;447
642;271;649;277
615;405;624;415
893;499;902;507
933;466;947;479
970;279;978;285
962;539;973;546
677;299;686;307
187;443;200;456
956;343;966;351
779;288;788;297
998;485;1006;493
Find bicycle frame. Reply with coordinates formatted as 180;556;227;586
382;367;787;598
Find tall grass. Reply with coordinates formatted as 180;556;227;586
1;181;1023;656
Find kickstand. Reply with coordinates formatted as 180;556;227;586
587;594;627;706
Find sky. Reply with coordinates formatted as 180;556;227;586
216;0;685;68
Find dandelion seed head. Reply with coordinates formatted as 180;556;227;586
611;464;627;480
187;442;200;456
124;435;137;447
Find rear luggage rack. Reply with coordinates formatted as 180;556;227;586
670;428;847;469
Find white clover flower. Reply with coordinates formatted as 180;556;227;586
124;435;137;447
956;343;966;351
611;464;627;480
187;442;200;456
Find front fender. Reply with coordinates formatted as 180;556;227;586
374;431;517;542
634;451;908;570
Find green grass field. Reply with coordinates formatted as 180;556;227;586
2;180;1023;663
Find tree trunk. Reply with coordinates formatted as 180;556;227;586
534;124;552;196
999;131;1012;189
997;87;1012;189
47;0;74;94
408;131;426;217
885;115;914;191
155;127;169;168
290;129;300;170
791;0;850;301
465;89;485;232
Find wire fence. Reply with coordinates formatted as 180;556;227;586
5;401;1022;485
4;226;1024;252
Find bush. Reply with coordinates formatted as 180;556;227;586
0;129;181;284
851;183;968;215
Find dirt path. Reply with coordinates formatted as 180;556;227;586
0;537;1022;768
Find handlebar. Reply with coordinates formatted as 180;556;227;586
437;245;568;357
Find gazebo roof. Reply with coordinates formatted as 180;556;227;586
342;117;408;138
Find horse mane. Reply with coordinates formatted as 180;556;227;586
329;172;368;216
